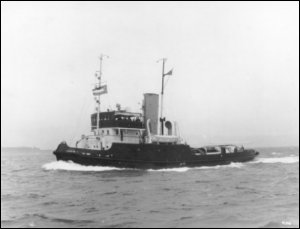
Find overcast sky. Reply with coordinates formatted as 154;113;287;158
1;2;299;149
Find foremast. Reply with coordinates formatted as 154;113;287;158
93;54;109;135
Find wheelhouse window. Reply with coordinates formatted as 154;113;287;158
91;111;144;129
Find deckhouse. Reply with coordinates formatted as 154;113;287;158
76;55;181;150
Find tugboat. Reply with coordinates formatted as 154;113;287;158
54;55;259;169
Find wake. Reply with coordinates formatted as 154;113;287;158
42;161;244;173
251;156;299;164
149;162;245;172
42;161;124;171
42;155;298;173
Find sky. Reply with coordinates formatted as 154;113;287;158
1;2;299;149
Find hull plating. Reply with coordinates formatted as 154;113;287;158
53;142;259;169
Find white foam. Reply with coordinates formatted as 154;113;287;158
199;162;244;170
42;161;124;171
149;162;244;172
148;167;191;172
281;221;292;226
252;156;299;164
224;162;245;168
42;161;246;173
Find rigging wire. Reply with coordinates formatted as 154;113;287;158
108;56;159;65
70;86;93;145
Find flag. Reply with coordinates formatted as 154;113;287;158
93;85;107;96
164;69;173;76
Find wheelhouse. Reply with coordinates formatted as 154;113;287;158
91;110;144;130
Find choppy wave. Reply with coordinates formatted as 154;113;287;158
252;156;299;164
3;147;299;228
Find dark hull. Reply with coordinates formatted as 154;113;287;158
53;142;259;169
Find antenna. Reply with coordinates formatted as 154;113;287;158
98;54;109;82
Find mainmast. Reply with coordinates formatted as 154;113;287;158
158;58;173;135
94;54;109;135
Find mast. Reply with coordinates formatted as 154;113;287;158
157;58;173;135
160;58;166;135
95;54;109;135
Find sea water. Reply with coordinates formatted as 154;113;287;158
1;146;299;228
